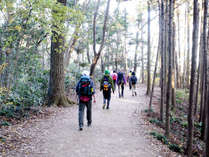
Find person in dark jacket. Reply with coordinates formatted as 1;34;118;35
76;72;95;131
117;71;126;98
130;71;137;96
100;70;115;109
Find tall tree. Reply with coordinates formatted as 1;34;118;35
165;0;173;138
146;1;151;95
187;0;199;156
160;0;165;122
90;0;111;77
204;0;209;155
48;0;72;107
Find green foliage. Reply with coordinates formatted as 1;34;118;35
1;121;11;126
194;122;202;129
168;143;183;153
150;131;183;153
181;121;188;128
144;108;154;113
150;131;168;144
149;118;161;125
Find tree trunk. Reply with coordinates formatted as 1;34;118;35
160;0;165;122
194;64;200;115
171;0;176;108
186;1;191;89
101;56;104;73
206;20;209;157
165;0;173;138
90;0;111;77
134;31;139;73
146;1;151;95
149;39;160;111
48;0;73;107
141;14;145;84
187;0;199;156
177;11;181;88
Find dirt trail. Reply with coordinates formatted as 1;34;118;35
5;85;171;157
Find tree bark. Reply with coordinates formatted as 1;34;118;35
171;0;176;108
146;1;151;95
205;17;209;156
160;0;165;122
149;39;160;111
186;1;191;89
165;0;173;138
141;14;145;84
90;0;111;77
48;0;73;107
134;30;139;72
187;0;199;156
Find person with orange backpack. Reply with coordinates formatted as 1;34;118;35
100;70;115;109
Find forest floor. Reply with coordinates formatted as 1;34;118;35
0;84;180;157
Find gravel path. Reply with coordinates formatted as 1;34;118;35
5;85;167;157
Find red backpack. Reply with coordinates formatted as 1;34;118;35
112;73;117;80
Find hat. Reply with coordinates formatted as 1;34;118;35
105;70;110;75
82;70;89;76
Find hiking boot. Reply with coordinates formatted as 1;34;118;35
103;104;106;109
87;122;91;127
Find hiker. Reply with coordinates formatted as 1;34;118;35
111;70;117;89
127;70;132;90
130;71;137;96
76;71;95;131
117;71;126;98
100;70;115;109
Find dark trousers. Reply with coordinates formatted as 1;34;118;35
118;83;124;97
79;100;92;128
103;92;111;108
129;81;132;90
113;80;116;89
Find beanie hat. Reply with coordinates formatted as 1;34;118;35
105;70;110;75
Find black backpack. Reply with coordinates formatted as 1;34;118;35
117;72;124;85
131;75;137;85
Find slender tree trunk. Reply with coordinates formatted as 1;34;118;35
160;0;165;122
165;0;173;138
187;1;199;156
171;1;176;108
206;25;209;157
134;31;139;73
87;44;91;64
146;1;151;95
177;11;181;88
194;64;200;115
141;14;145;84
149;39;160;111
90;0;111;77
101;56;104;73
204;0;209;155
186;1;191;89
